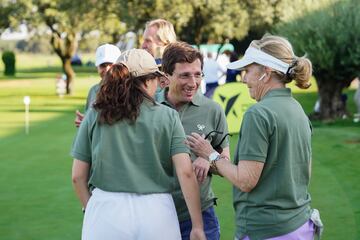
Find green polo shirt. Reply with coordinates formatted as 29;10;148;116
233;88;312;240
84;83;100;112
157;88;229;221
71;100;190;193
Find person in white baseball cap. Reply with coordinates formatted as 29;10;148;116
187;35;323;240
74;43;121;127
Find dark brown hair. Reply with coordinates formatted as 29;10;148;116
162;42;203;75
93;63;158;125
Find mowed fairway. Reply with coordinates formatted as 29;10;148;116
0;56;359;239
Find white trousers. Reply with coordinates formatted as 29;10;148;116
82;188;181;240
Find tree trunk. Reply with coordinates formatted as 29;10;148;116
62;58;75;94
315;76;348;121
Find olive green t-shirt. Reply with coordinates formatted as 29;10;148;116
233;88;312;240
71;101;190;193
157;89;229;221
84;83;100;112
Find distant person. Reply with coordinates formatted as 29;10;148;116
216;50;231;85
160;42;230;240
187;34;323;240
203;52;222;98
142;18;177;65
71;49;206;240
141;18;177;96
353;78;360;122
74;43;121;127
226;51;240;83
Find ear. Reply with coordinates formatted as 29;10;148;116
159;76;170;88
263;67;273;83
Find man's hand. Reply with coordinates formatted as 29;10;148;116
193;157;210;184
74;110;84;128
185;132;214;159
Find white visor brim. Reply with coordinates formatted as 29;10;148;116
227;47;290;74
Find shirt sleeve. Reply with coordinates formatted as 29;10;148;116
212;104;230;149
70;110;94;162
170;112;191;156
236;111;269;162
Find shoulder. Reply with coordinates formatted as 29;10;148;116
198;94;224;112
146;102;179;119
88;83;100;92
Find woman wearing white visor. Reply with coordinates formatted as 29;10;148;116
186;34;323;240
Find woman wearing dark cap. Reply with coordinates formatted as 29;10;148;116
71;49;205;240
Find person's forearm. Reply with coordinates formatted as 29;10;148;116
72;159;91;208
177;170;203;229
215;157;263;193
72;178;91;208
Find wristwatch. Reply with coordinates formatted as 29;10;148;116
208;151;220;163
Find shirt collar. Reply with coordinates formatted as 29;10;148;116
262;87;292;100
158;87;203;107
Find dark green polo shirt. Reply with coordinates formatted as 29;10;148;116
157;88;229;221
84;83;100;112
71;100;190;194
233;88;312;240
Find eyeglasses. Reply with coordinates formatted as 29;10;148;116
173;72;204;80
205;130;232;153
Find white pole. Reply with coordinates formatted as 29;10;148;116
23;96;31;135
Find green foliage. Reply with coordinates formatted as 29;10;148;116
275;0;360;83
1;51;16;76
118;0;249;45
274;0;360;120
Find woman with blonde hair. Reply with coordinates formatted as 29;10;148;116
186;35;323;240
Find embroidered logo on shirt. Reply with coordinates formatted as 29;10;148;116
197;124;206;131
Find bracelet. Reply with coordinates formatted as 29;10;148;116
210;156;229;176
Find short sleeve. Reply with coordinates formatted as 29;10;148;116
236;111;269;162
70;110;94;162
170;112;190;156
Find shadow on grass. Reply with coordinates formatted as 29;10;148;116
0;66;97;81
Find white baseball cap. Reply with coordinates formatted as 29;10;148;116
227;46;290;74
95;44;121;67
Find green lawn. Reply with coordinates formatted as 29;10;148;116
0;56;359;239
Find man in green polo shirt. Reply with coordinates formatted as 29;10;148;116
159;42;230;240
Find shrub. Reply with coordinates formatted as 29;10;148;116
1;51;16;76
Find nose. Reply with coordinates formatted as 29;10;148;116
187;76;197;87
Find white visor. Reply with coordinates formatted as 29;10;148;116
227;46;290;74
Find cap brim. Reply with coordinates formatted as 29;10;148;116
156;70;168;79
227;58;253;70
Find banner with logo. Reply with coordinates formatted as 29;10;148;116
212;82;256;134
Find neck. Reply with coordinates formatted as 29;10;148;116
166;90;187;110
258;80;285;101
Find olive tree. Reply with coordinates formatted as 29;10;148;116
275;0;360;120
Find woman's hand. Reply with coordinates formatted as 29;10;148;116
190;227;206;240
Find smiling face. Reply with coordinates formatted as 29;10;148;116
241;64;268;101
167;59;202;107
